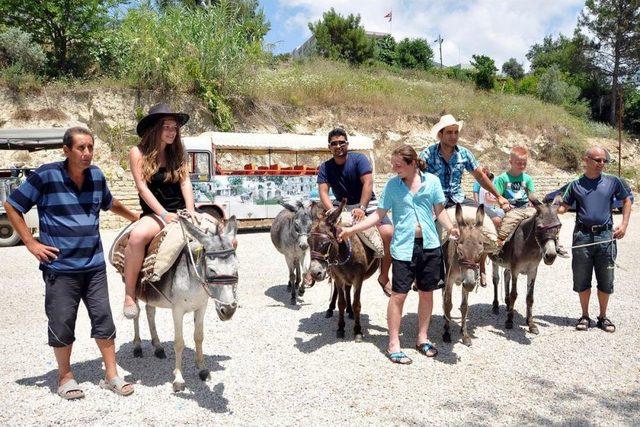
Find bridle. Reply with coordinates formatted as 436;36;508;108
533;219;562;249
309;229;352;266
179;219;239;307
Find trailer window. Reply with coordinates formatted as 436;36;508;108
188;151;211;181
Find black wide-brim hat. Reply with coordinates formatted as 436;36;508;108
136;103;190;137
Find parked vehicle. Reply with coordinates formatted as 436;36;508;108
183;132;374;226
543;178;635;212
0;129;66;247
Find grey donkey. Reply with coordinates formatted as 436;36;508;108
133;212;238;392
270;200;315;305
490;196;562;334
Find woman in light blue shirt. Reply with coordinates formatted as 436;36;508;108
339;145;459;365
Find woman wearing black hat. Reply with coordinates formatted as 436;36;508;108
122;103;194;319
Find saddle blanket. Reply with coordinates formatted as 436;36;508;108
436;205;499;254
338;212;385;258
109;212;219;286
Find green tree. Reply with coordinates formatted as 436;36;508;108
578;0;640;125
501;57;524;80
0;0;126;76
308;8;374;65
470;54;497;90
395;38;433;70
0;27;46;72
374;35;397;66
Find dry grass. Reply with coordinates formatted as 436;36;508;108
11;107;68;121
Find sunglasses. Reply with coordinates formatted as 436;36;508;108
588;157;609;164
329;140;348;147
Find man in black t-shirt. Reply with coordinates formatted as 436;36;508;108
317;128;394;296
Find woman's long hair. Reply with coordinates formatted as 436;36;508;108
137;118;188;183
392;145;426;170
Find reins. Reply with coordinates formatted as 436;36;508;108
310;231;352;266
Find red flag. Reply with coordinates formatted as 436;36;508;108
384;10;392;22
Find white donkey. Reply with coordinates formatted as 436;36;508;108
132;213;238;392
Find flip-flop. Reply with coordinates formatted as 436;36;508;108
386;350;412;365
377;279;391;297
57;379;85;400
415;342;438;357
99;376;134;396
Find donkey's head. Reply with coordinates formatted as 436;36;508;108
307;199;346;282
454;204;486;291
533;195;563;265
179;214;238;321
281;200;313;252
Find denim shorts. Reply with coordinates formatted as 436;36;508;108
571;229;616;294
43;268;116;347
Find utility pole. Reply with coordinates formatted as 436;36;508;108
434;34;444;68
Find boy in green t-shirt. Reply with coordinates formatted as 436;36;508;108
493;147;537;241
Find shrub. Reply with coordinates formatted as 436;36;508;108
115;2;268;129
308;8;374;65
501;58;524;80
471;54;497;90
0;27;45;72
375;35;397;66
517;74;539;96
395;38;433;70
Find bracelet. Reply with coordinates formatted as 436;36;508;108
160;210;169;220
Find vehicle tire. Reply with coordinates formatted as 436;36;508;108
0;218;21;247
197;206;223;222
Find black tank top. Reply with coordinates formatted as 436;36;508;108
139;167;186;216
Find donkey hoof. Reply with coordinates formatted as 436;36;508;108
287;283;292;289
492;303;499;315
505;320;514;329
298;288;305;297
443;332;451;343
325;309;334;318
354;334;363;343
336;329;345;339
133;347;143;358
154;348;166;359
529;325;539;335
347;311;355;320
289;297;297;305
198;369;210;381
173;381;186;393
462;337;472;347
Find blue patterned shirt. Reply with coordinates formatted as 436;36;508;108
379;172;446;261
7;160;113;273
418;144;479;204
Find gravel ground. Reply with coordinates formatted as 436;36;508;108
1;211;639;425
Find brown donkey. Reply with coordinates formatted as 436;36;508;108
307;200;380;341
442;204;487;346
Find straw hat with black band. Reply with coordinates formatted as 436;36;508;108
430;114;464;140
136;103;190;137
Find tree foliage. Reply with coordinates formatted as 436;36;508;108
471;54;497;90
374;35;397;66
0;27;46;72
501;57;524;80
578;0;640;124
395;38;433;70
308;8;374;65
0;0;126;76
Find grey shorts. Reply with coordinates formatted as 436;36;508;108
43;268;116;347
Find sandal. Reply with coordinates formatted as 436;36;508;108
597;317;616;333
575;315;591;331
57;378;85;400
377;278;392;297
99;376;134;396
386;350;412;365
415;342;438;357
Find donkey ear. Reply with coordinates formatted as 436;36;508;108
455;203;464;225
281;202;297;212
475;204;485;227
179;215;207;242
310;201;324;220
551;194;563;206
326;198;346;225
222;215;238;239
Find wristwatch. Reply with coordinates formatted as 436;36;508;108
358;205;366;211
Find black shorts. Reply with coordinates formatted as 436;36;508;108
391;239;444;294
43;268;116;347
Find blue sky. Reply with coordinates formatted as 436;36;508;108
259;0;585;69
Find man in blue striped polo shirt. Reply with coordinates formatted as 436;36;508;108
3;127;139;400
